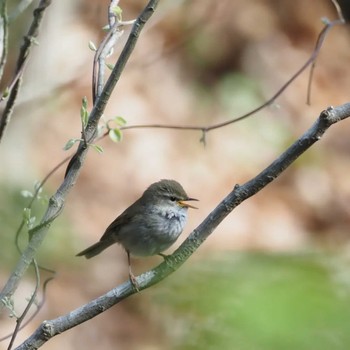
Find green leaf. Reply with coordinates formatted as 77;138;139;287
90;144;104;154
112;5;123;18
23;207;31;220
30;37;39;46
321;17;330;25
1;297;18;319
88;40;97;51
23;207;36;229
114;116;127;126
114;6;122;16
106;62;114;71
2;86;9;98
34;181;43;194
21;190;33;198
80;107;88;127
63;138;81;151
82;96;88;109
80;97;89;127
28;216;36;229
109;128;123;142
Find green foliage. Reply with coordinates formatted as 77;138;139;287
108;128;122;142
114;116;127;126
2;86;9;98
107;115;126;142
106;62;114;71
22;207;35;229
90;143;104;154
1;296;18;319
149;252;350;350
63;138;81;151
0;183;77;268
88;40;97;52
112;5;123;21
80;96;89;127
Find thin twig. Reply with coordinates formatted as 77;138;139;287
92;0;121;103
0;0;8;81
92;21;125;103
0;275;55;344
307;13;345;104
118;18;345;137
7;260;40;350
0;0;52;143
330;0;345;23
15;155;72;252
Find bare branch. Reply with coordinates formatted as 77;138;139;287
330;0;345;23
0;0;8;81
7;260;40;350
307;7;345;104
0;0;52;143
92;23;124;103
116;17;345;137
92;1;136;103
15;103;350;350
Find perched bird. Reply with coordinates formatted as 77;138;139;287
77;179;198;288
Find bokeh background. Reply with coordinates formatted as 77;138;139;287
1;0;350;349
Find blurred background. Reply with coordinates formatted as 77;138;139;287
1;0;350;349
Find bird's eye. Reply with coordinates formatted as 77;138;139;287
169;196;177;202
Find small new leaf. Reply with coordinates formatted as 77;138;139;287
106;62;114;71
80;107;88;127
88;40;97;51
321;17;330;25
28;216;36;229
30;37;40;46
23;208;36;229
112;5;123;20
82;96;88;109
63;138;81;151
34;181;43;194
109;128;123;142
23;208;31;221
21;190;33;198
80;97;89;127
1;297;18;319
114;116;127;126
2;86;9;98
90;144;104;154
23;207;35;228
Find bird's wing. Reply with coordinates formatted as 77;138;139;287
99;198;143;242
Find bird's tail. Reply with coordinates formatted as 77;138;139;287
76;239;114;259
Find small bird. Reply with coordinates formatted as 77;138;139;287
77;179;198;289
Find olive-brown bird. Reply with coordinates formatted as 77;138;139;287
77;179;198;288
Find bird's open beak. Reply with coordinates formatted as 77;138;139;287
178;198;199;209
